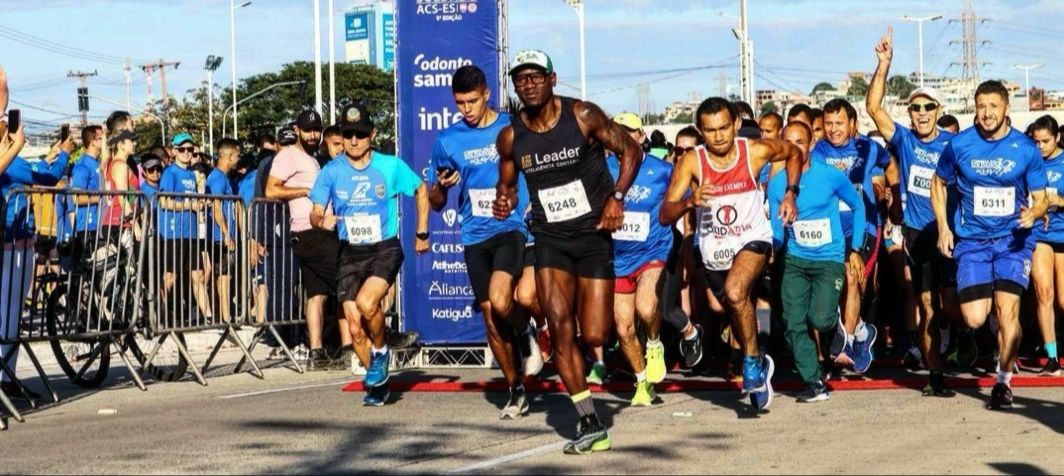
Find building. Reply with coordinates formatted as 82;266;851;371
664;100;697;122
345;1;395;71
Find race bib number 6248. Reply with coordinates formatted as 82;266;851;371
539;180;592;223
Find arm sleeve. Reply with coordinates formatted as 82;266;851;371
308;167;333;206
837;171;866;250
935;142;958;184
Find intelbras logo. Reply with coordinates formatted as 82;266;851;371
412;54;472;88
432;304;474;322
416;0;479;22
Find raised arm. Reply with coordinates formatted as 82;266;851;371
867;27;897;142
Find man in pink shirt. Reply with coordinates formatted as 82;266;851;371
266;114;346;370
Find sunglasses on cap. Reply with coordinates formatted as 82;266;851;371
342;130;372;140
908;103;939;113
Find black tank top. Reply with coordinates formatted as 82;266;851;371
512;96;613;239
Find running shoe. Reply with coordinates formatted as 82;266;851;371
679;324;704;368
922;370;955;397
630;380;655;407
536;325;553;363
746;354;775;410
834;342;855;368
387;329;421;349
987;382;1013;410
1039;357;1061;376
903;345;923;370
521;325;544;377
292;344;310;363
500;385;529;420
563;415;611;455
645;340;667;384
851;323;878;374
364;349;391;388
828;318;848;360
265;346;285;361
306;347;333;372
362;384;390;407
586;362;607;385
335;349;355;371
796;379;830;403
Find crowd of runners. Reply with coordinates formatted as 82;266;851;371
1;27;1063;455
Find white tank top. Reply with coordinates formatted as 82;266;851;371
695;139;773;271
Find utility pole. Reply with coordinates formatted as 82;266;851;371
902;14;943;88
1012;64;1042;113
717;70;728;98
67;70;97;126
328;0;336;124
141;59;181;129
950;0;989;110
739;0;753;105
124;61;133;111
314;0;324;117
563;1;586;101
637;83;653;119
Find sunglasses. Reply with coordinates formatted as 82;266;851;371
512;72;548;87
146;166;163;173
909;103;939;113
673;146;695;155
176;147;195;153
342;130;372;140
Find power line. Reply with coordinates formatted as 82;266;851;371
0;24;147;65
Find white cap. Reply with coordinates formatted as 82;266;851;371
907;87;944;104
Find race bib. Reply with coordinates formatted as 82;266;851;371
974;186;1015;217
792;218;832;247
908;165;934;198
539;180;591;223
344;214;383;245
197;220;207;240
468;188;496;218
1049;187;1059;211
840;183;863;212
613;211;650;242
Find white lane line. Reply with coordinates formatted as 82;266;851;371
445;441;566;474
216;379;352;399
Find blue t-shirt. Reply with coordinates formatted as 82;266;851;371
810;135;890;238
158;164;199;239
206;168;235;242
935;127;1046;240
769;161;865;263
69;154;102;232
1034;153;1064;243
428;113;527;246
140;181;158;201
309;152;422;244
1;154;68;239
607;153;673;276
888;123;954;231
238;170;257;207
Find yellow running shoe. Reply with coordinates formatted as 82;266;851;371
645;340;667;384
630;379;655;407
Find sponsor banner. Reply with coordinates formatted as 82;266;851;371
397;0;500;344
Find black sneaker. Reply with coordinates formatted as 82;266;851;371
828;320;847;360
387;330;421;349
679;324;704;368
1039;357;1061;376
922;370;955;397
499;385;529;420
903;346;923;370
987;383;1013;410
796;379;830;403
306;348;333;371
0;382;41;401
563;415;611;455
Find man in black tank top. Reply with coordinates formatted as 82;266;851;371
493;49;643;455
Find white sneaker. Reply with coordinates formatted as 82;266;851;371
521;325;544;377
292;344;310;363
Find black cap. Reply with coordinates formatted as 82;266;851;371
277;124;298;146
295;109;323;131
339;104;374;134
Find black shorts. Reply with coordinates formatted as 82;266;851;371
159;237;207;273
464;231;526;304
703;240;772;300
903;226;957;293
1037;240;1064;254
336;238;404;302
535;232;614;280
291;229;341;297
207;241;235;275
34;236;56;257
524;243;536;268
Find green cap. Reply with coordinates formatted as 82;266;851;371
509;49;554;76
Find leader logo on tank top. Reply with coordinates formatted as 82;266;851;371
970;157;1016;177
520;146;582;174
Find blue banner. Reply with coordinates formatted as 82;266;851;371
396;0;500;344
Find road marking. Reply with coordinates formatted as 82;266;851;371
445;441;566;474
217;379;352;399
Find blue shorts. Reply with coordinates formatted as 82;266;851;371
953;231;1035;302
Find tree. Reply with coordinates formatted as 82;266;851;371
810;82;835;95
670;112;694;124
760;101;778;115
847;76;869;98
887;74;916;99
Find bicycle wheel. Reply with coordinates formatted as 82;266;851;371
123;332;188;382
45;284;111;388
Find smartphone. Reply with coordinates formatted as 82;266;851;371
437;166;455;178
60;124;70;142
7;109;20;134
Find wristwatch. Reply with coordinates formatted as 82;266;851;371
416;231;430;240
612;190;626;201
785;185;800;197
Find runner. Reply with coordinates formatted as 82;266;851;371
759;112;783;140
931;80;1049;410
661;96;803;411
937;115;960;134
769;121;864;403
1024;115;1064;376
664;126;705;368
811;98;899;375
493;49;643;454
607;112;673;406
866;27;963;395
427;65;541;419
309;103;429;406
810;108;825;143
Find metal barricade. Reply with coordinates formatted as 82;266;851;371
142;192;262;384
233;198;306;374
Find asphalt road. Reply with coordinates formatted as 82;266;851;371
2;351;1062;475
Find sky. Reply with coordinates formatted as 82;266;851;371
2;0;1063;134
